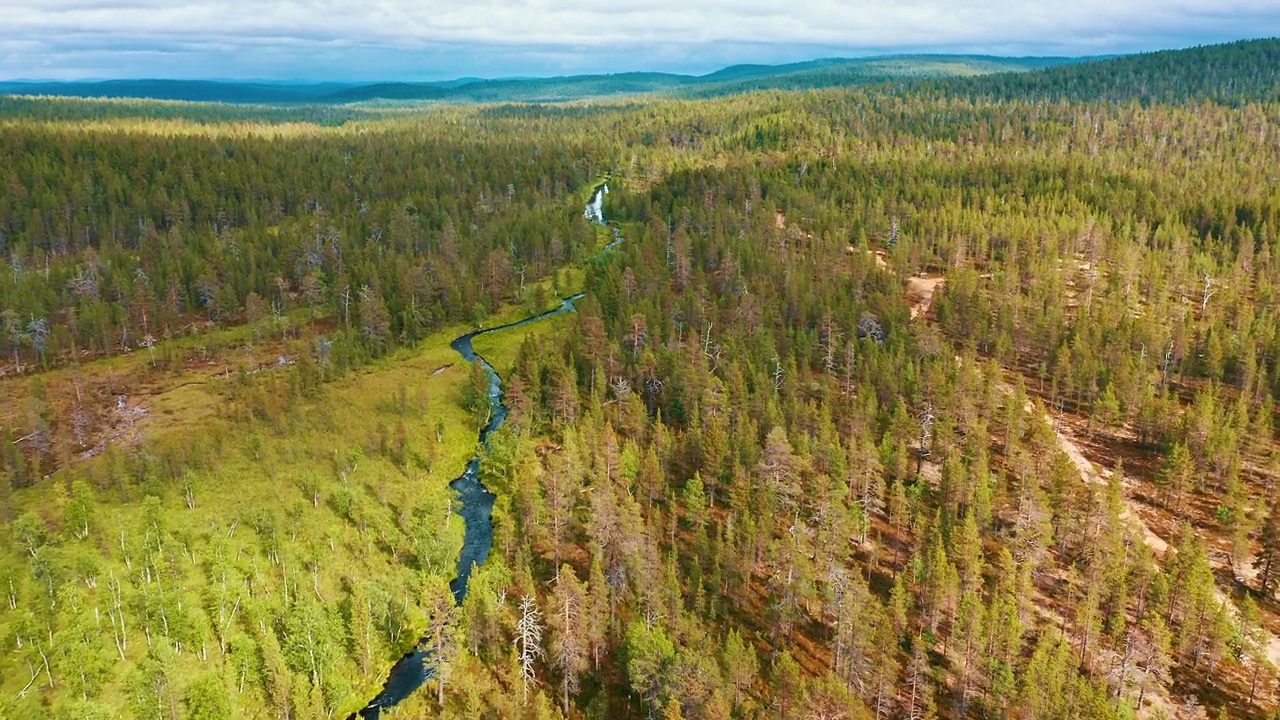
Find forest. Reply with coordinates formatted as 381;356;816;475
3;37;1280;720
0;54;1076;106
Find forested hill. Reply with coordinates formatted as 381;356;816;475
0;95;368;125
4;39;1279;107
328;72;693;103
0;54;1076;105
928;37;1280;103
10;33;1280;720
672;55;1078;98
0;80;354;105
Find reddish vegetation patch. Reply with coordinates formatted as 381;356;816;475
0;316;336;477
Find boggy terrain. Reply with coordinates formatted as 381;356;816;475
4;39;1280;720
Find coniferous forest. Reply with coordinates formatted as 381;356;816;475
4;38;1280;720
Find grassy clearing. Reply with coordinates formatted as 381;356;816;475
472;312;576;379
481;266;588;331
0;190;603;716
0;308;323;477
0;319;502;717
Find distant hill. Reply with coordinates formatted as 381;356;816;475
0;54;1085;106
695;58;860;83
674;55;1080;98
330;72;693;103
5;39;1275;108
929;37;1280;103
0;79;355;105
332;56;1084;102
324;82;451;103
0;94;368;125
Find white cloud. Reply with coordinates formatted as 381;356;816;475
1;0;1277;79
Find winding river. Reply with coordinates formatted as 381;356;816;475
350;184;613;719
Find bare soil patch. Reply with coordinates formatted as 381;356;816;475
906;275;946;320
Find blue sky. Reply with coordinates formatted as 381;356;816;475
3;0;1278;81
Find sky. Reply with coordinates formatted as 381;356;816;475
3;0;1279;82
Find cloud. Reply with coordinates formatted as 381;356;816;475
2;0;1277;80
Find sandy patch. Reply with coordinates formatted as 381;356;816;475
906;276;946;320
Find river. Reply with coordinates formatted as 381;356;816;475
349;184;612;719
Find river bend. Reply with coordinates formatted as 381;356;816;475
351;185;612;718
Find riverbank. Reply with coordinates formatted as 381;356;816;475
349;185;619;717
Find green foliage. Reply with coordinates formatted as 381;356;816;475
934;37;1280;104
10;511;47;556
0;53;1080;109
461;360;494;431
183;671;233;720
6;39;1280;719
126;642;181;720
623;620;677;708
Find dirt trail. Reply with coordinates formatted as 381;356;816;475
986;372;1280;673
902;281;1193;710
1038;400;1280;668
902;257;1280;698
1048;416;1169;555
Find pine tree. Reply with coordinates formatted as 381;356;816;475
585;556;610;670
954;588;985;714
772;650;802;720
549;565;589;714
1255;488;1280;595
625;619;675;711
723;628;759;706
1238;594;1268;705
1136;615;1172;712
422;575;457;706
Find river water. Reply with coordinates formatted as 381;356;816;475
350;185;611;719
